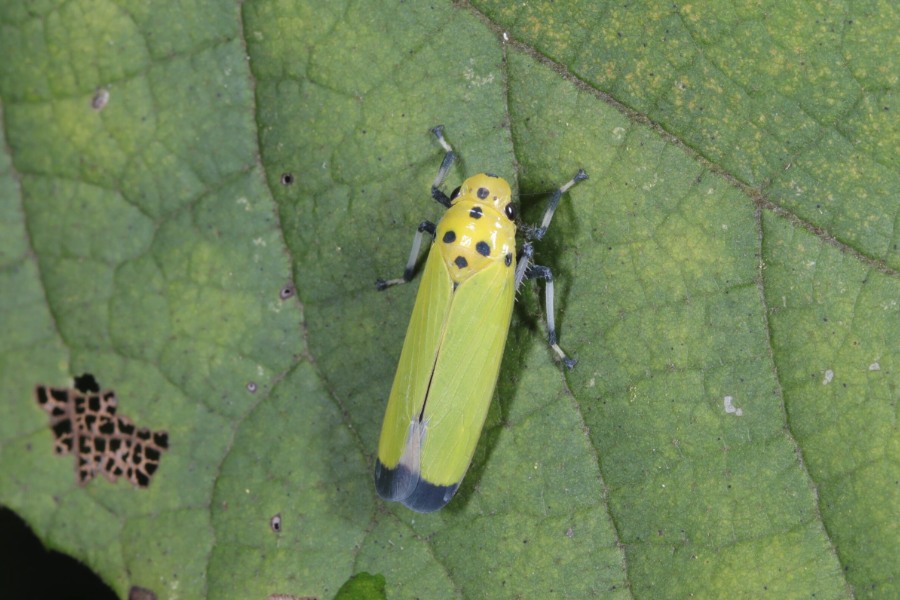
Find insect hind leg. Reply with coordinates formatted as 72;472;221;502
524;264;577;369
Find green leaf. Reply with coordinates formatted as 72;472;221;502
0;0;897;599
334;573;388;600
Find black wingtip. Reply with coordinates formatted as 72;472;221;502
375;458;418;502
401;478;459;513
376;458;460;512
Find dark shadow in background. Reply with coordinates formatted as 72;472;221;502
0;506;118;600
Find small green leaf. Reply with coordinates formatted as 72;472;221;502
334;573;388;600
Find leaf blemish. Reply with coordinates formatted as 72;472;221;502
91;88;110;111
723;396;743;417
128;586;158;600
823;369;834;385
34;375;169;488
270;513;282;533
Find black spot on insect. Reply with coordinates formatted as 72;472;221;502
280;173;294;186
450;185;462;200
504;203;517;220
485;172;499;178
270;513;282;533
476;241;490;256
505;253;512;267
279;286;295;300
455;256;468;268
469;206;483;219
477;187;490;199
443;231;456;243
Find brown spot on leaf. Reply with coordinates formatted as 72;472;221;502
129;586;157;600
91;88;110;111
34;375;169;489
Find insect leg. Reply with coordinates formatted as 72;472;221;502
528;169;588;241
524;264;577;369
376;221;437;290
514;242;534;291
430;125;456;208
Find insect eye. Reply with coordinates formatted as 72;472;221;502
450;185;462;201
504;203;517;220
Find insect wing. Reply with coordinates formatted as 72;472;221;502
403;257;516;512
375;245;453;501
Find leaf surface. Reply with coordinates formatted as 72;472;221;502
0;0;897;599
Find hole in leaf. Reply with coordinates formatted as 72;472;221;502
74;373;100;393
34;376;169;489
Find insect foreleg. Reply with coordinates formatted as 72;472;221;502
430;125;456;208
376;221;437;290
